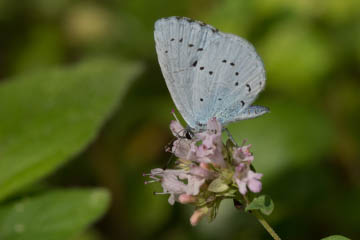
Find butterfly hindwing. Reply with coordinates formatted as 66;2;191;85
191;32;266;127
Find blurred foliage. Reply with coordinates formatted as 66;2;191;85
0;0;359;239
0;188;110;240
321;235;351;240
0;59;141;201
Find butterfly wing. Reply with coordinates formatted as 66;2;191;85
191;31;267;127
155;17;267;131
154;17;221;128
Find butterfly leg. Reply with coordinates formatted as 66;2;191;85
224;128;238;147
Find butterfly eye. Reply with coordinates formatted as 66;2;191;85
185;131;193;140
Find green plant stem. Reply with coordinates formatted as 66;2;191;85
252;210;281;240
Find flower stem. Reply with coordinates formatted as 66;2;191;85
252;210;281;240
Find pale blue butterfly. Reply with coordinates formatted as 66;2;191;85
154;17;268;133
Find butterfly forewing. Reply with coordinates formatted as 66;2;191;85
154;17;220;128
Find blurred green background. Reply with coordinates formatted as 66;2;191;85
0;0;360;239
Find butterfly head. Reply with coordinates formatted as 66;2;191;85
184;126;195;140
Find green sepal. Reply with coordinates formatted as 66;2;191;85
224;139;236;164
208;199;222;222
208;178;229;193
245;194;274;215
219;188;238;198
226;139;236;149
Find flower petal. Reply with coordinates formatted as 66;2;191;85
248;179;262;193
170;120;185;137
236;178;248;195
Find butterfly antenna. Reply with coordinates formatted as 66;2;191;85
163;151;176;170
163;136;177;169
171;109;181;123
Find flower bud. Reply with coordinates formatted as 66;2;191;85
190;207;208;226
178;194;197;204
200;162;210;170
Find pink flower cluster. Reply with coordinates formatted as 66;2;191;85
144;116;263;226
170;117;225;167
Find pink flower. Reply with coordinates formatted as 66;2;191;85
169;114;198;160
206;117;222;134
170;120;185;137
172;139;197;160
145;168;205;205
178;194;197;204
194;118;226;167
233;144;254;164
190;207;208;226
189;164;216;180
234;163;263;195
145;113;266;226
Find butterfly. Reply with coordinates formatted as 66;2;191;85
154;16;268;133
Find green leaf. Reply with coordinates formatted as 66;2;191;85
208;178;229;193
0;188;110;240
321;235;351;240
245;195;274;215
0;59;142;202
